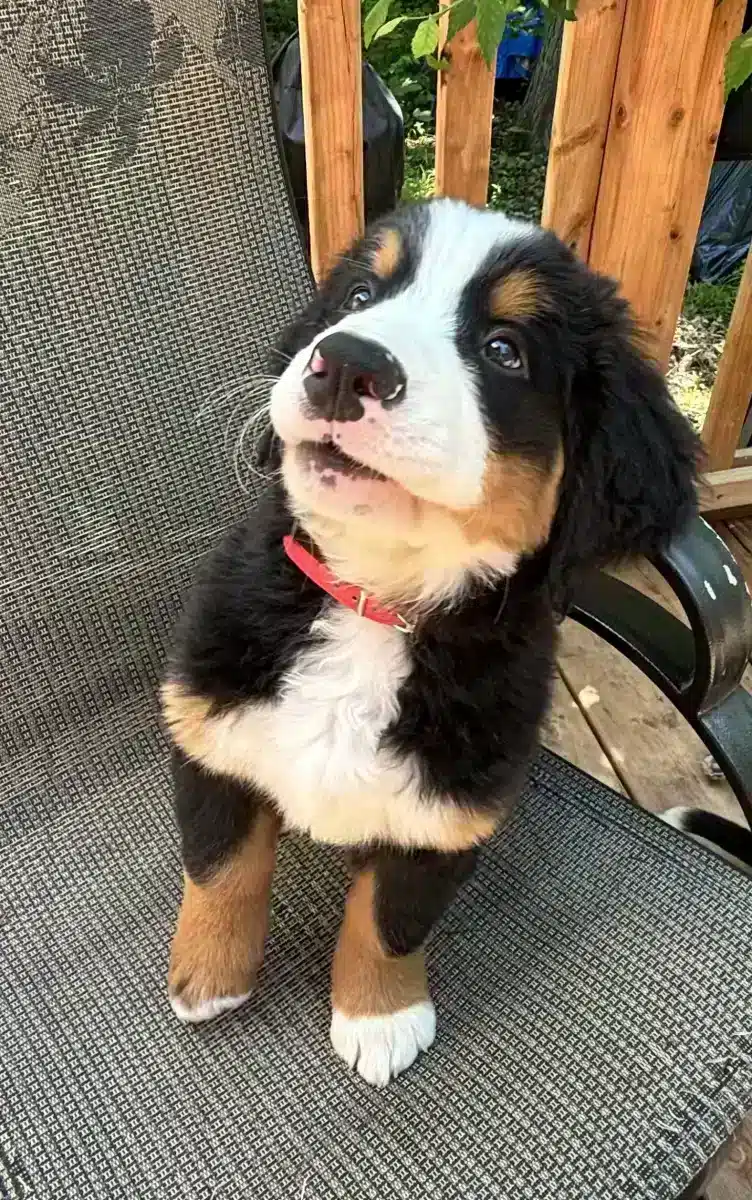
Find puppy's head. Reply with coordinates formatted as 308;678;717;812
269;199;698;607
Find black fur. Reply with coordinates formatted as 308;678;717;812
373;847;478;956
663;807;752;874
168;489;327;706
171;747;268;881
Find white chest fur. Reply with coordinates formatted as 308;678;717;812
259;605;415;827
195;608;420;845
168;606;496;850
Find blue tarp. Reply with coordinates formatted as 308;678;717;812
496;6;544;81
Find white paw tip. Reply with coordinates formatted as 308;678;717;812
169;989;252;1024
330;999;436;1087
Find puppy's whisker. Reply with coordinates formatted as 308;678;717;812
223;400;255;458
195;376;278;423
231;408;282;493
225;403;271;460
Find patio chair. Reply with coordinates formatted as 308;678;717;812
2;3;752;1198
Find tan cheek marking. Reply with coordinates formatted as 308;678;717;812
371;228;402;280
331;870;429;1018
455;447;564;554
168;808;280;1008
490;269;545;320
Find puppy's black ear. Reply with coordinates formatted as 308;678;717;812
549;270;701;591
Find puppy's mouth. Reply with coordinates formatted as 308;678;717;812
298;439;390;484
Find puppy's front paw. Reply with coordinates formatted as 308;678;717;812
330;1000;436;1087
168;928;256;1025
169;980;253;1024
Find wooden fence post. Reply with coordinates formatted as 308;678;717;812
659;0;747;360
542;0;628;260
588;0;716;366
702;250;752;469
435;12;496;206
298;0;364;281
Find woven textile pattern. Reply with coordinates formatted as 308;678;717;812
2;3;752;1198
0;0;310;844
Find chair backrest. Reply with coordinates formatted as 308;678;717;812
0;0;311;845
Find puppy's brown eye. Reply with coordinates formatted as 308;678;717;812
346;283;373;312
484;334;525;373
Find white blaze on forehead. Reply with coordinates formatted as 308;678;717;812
326;201;535;508
404;200;534;305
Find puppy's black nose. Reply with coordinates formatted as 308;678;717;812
303;332;406;422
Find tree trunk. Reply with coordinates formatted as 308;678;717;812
521;17;563;148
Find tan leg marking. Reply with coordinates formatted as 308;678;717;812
332;870;428;1017
168;808;279;1023
330;870;435;1086
161;681;213;762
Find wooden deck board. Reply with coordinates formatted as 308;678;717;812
557;615;742;818
726;517;752;560
707;1117;752;1200
542;670;626;793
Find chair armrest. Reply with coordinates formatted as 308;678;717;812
570;517;752;715
568;517;752;816
651;517;752;712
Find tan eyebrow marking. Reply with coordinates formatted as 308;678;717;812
489;269;546;320
371;228;403;280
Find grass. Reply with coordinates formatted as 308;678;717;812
402;127;436;201
684;270;742;327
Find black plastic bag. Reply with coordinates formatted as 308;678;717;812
691;161;752;284
272;34;404;250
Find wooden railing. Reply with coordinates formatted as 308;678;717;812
296;0;752;517
702;249;752;471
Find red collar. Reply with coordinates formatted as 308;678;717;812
283;534;413;633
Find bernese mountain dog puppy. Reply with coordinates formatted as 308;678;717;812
162;198;699;1087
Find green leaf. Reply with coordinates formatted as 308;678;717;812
447;0;475;42
541;0;578;14
412;16;439;58
725;30;752;98
475;0;511;66
426;54;450;70
363;0;392;47
372;13;408;41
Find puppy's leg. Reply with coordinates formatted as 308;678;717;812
330;846;477;1086
168;748;279;1023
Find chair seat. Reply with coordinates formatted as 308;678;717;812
3;744;751;1200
